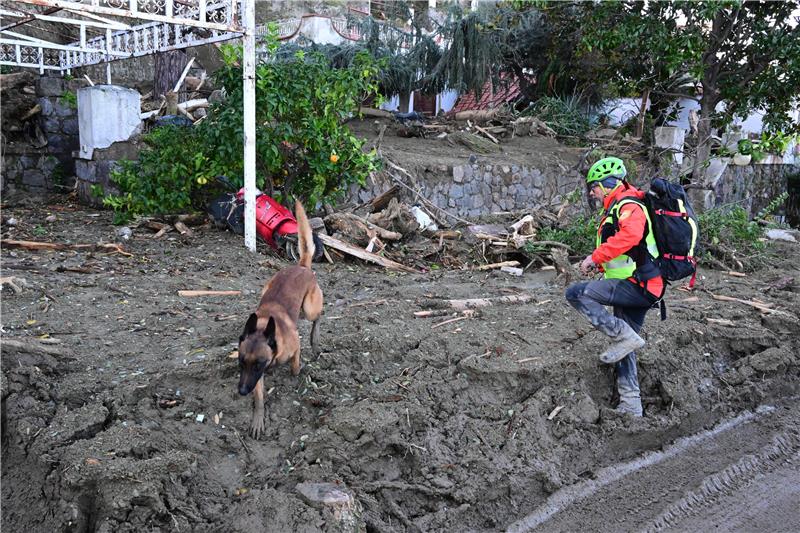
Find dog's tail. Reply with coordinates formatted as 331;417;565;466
295;200;314;269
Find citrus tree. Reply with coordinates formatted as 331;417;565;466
207;29;383;205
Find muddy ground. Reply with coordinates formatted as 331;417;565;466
2;196;800;532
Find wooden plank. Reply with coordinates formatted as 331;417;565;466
178;290;241;297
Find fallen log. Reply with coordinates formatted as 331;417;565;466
359;107;393;119
1;239;131;256
317;233;418;273
178;290;241;297
453;108;500;122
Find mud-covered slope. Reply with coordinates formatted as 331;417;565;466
2;201;799;532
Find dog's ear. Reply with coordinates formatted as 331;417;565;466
241;313;259;340
264;316;278;352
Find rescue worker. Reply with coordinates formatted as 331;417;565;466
565;157;663;417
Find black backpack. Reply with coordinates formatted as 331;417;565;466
643;178;700;288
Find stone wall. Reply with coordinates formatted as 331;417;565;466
75;141;140;206
349;158;584;217
711;161;799;217
1;76;80;193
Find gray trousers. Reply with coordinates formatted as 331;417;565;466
565;279;654;404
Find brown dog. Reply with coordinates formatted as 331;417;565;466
237;201;323;437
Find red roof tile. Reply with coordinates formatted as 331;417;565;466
451;77;522;113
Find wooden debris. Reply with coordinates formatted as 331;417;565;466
433;230;461;240
706;318;736;327
547;405;565;421
178;290;241;297
1;239;131;256
174;221;193;236
472;260;520;271
3;338;62;355
500;266;523;276
706;291;794;317
366;198;420;236
363;185;401;213
441;294;533;312
447;131;500;154
431;316;469;329
316;233;418;273
358;107;393;119
453;108;500;122
724;271;747;278
474;125;499;144
413;309;451;318
325;212;402;245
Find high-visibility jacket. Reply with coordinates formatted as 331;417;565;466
592;185;664;298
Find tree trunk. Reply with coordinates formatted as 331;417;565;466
154;50;188;99
634;88;650;138
689;93;719;211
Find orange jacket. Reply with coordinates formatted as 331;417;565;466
592;184;664;298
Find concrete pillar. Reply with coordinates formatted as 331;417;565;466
77;85;141;159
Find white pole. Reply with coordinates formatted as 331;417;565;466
242;0;256;252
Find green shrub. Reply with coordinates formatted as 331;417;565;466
209;28;383;205
523;94;594;138
526;213;598;257
103;126;213;223
102;25;383;222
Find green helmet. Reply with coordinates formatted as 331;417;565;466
586;157;627;184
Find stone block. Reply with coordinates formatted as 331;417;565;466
62;117;79;135
38;97;54;116
78;85;142;159
452;165;464;183
54;98;76;117
22;169;46;188
75;159;98;183
450;184;464;199
39;156;59;175
36;76;64;97
42;116;61;133
472;194;484;208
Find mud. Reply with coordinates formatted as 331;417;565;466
2;197;800;532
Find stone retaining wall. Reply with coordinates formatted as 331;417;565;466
349;159;584;217
1;76;80;193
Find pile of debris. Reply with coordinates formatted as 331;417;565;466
358;105;558;155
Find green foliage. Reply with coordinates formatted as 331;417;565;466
526;212;598;257
755;192;789;223
208;30;382;205
581;1;800;135
60;90;78;109
102;27;383;220
699;206;764;253
523;94;594;138
737;139;753;156
103;126;213;223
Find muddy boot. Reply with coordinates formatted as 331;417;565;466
599;321;645;364
615;387;643;417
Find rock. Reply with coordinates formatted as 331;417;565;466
116;227;133;241
766;229;797;242
45;215;57;223
595;128;618;139
295;482;365;533
36;76;64;97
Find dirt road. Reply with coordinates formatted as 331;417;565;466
2;199;799;532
